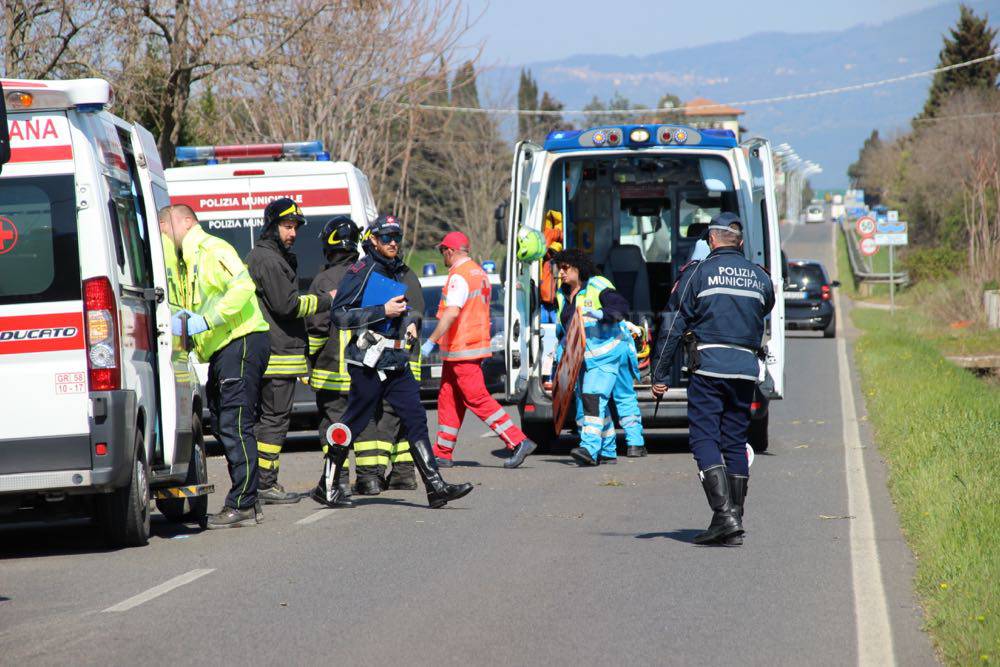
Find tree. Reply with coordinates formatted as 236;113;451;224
920;4;999;119
847;130;882;188
517;68;539;139
2;0;108;78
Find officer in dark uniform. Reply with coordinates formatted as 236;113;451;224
651;213;775;546
312;214;473;509
246;198;333;504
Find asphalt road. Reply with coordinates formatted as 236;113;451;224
0;223;938;665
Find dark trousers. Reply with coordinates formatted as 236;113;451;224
207;331;270;510
686;373;755;476
254;377;296;487
337;365;429;450
317;390;413;484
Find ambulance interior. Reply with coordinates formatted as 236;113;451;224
539;154;740;388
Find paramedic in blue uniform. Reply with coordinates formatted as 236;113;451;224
311;214;473;509
651;213;774;546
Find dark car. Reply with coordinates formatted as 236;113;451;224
418;273;506;401
784;260;839;338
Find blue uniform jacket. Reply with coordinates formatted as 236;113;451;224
652;246;775;384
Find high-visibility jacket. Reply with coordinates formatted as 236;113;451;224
176;224;269;363
437;258;491;361
555;275;635;373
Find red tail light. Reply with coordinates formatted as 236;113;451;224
821;285;831;301
750;401;762;411
83;277;121;391
524;404;536;412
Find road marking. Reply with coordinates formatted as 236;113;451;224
296;509;336;525
102;569;214;612
832;223;896;665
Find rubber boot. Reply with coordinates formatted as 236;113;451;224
386;462;418;490
692;465;743;545
353;476;383;495
409;438;473;509
310;448;354;508
722;474;748;546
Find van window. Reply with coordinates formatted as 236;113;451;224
0;175;81;305
106;172;152;287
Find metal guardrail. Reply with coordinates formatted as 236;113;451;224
838;219;909;286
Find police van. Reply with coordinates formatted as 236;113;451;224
165;147;378;426
0;78;206;546
501;124;785;449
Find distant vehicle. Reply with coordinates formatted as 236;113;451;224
805;205;824;223
418;272;505;400
784;260;839;338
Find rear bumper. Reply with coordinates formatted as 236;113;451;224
785;302;834;329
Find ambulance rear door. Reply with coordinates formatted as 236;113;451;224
740;137;785;398
0;109;91;476
503;140;542;401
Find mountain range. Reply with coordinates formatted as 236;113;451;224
480;1;1000;188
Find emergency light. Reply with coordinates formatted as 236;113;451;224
482;260;497;273
543;124;737;152
175;140;325;163
1;78;113;112
423;263;437;276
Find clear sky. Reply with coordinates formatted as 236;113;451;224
459;0;949;66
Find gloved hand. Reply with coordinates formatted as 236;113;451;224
420;339;437;357
172;310;209;336
581;307;604;321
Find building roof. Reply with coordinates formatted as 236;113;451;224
683;97;745;117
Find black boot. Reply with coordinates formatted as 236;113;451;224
569;447;598;466
353;476;383;495
626;445;648;458
310;450;354;508
722;474;748;546
409;439;473;509
386;462;418;490
206;506;258;529
258;481;302;504
504;439;537;468
692;465;743;545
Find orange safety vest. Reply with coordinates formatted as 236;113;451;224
437;259;491;361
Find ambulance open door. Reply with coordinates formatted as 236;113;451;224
503;140;541;401
741;137;785;399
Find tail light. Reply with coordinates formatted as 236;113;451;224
821;285;831;301
750;401;762;412
83;277;121;391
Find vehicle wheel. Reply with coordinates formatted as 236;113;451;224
156;414;209;529
521;418;560;454
823;315;836;339
99;429;151;548
748;413;769;453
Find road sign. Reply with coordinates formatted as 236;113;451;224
875;219;906;234
875;233;908;246
874;221;908;246
856;216;876;237
887;209;899;222
859;236;879;256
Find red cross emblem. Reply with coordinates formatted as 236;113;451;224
0;216;18;255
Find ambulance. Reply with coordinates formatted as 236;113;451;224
0;78;206;546
165;146;378;427
501;124;785;449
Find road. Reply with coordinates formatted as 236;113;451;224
0;223;937;665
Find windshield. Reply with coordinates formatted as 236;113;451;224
0;175;81;305
788;264;826;289
422;283;503;318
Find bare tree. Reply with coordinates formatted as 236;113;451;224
2;0;106;78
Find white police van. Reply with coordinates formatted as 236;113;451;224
0;78;206;546
165;144;379;427
501;124;786;449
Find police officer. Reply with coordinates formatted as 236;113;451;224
312;214;473;509
160;204;270;529
246;198;333;504
651;213;775;546
552;249;645;466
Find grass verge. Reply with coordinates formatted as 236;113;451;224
852;307;1000;664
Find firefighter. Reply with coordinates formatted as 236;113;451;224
246;198;333;504
160;204;270;528
650;213;775;546
552;248;644;465
421;231;537;469
312;214;473;509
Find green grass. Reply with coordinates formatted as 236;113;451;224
836;226;860;298
852;307;1000;665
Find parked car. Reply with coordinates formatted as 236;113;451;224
784;260;839;338
805;204;825;223
418;272;506;400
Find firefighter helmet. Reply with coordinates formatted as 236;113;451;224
320;215;360;252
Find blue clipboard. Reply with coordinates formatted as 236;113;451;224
361;271;408;332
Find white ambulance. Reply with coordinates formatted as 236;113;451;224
0;78;206;546
165;146;378;427
501;124;786;450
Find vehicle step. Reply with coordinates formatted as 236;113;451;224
152;484;214;499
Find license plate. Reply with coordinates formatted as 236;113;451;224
430;365;442;378
785;291;807;300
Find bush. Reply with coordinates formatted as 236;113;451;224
903;246;966;283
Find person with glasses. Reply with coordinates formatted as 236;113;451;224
311;214;473;509
421;232;538;469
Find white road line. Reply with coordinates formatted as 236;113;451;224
102;569;214;613
832;223;896;665
296;509;336;525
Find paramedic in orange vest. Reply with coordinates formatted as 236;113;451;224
422;232;538;469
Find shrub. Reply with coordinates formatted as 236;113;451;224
902;246;966;283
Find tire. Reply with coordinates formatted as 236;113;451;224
156;414;209;529
99;429;151;548
521;418;560;454
748;413;769;453
823;314;836;339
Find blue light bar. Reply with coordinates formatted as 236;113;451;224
422;263;437;276
543;124;737;151
482;260;497;273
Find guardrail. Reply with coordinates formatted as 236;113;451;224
838;219;910;286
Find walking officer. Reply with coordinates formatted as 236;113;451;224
160;204;270;529
246;198;333;504
312;214;473;509
651;213;775;546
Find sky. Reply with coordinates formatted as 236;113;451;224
460;0;948;67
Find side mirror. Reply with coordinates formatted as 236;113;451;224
780;249;790;287
831;280;841;288
0;91;10;173
494;201;509;244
